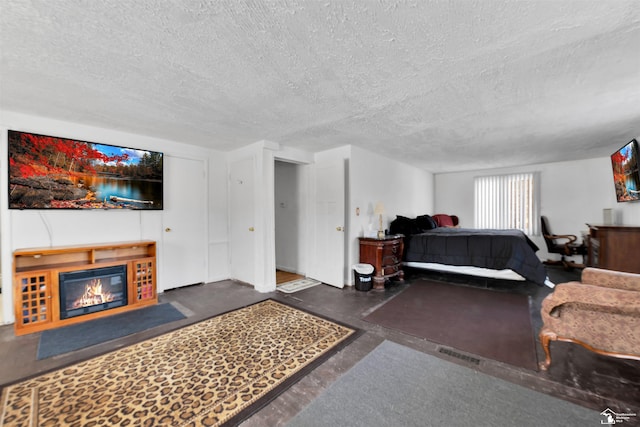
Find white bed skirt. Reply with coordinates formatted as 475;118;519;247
403;261;555;288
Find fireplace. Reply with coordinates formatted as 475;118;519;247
59;265;128;320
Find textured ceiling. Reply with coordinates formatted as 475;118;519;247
1;0;639;173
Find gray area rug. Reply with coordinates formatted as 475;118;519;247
37;303;186;359
287;341;600;427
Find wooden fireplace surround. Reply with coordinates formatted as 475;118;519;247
13;240;157;335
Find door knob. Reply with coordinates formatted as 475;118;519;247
249;227;255;232
165;228;171;232
336;226;344;231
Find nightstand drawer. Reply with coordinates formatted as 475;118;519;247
381;255;400;266
382;263;401;276
382;243;401;257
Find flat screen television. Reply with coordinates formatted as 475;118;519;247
610;138;640;203
9;130;163;209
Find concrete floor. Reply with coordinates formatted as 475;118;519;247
1;266;638;425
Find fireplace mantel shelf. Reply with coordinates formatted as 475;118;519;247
13;240;157;335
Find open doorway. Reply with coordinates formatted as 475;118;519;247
274;160;306;286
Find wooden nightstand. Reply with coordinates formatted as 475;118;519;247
358;235;404;290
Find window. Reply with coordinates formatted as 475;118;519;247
474;172;540;235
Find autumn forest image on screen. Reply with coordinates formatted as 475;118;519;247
611;139;640;203
9;131;163;209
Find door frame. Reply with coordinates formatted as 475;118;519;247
274;160;308;278
273;146;348;288
227;142;278;293
228;142;348;291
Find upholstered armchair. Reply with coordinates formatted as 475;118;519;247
539;267;640;370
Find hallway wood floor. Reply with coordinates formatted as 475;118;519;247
0;266;638;425
276;269;305;285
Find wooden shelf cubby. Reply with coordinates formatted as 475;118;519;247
13;240;157;335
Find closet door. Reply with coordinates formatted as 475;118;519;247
162;155;207;290
228;156;256;286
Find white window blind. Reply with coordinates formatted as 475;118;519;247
474;172;540;235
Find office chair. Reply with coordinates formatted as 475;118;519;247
540;216;587;269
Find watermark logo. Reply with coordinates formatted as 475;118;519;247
600;408;637;424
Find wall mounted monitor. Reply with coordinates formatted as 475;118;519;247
610;138;640;203
9;130;163;209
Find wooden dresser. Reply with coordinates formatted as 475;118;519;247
587;224;640;274
358;235;404;290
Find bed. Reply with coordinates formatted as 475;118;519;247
402;227;551;287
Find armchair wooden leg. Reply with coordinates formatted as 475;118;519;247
539;328;557;371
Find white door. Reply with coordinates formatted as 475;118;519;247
309;159;345;288
229;157;256;285
162;156;207;290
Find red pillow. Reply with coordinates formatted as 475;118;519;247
432;214;454;227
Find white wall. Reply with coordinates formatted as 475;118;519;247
348;145;434;284
0;111;229;324
435;156;640;261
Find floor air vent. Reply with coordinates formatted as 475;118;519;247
438;347;481;365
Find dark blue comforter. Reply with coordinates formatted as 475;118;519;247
404;228;548;285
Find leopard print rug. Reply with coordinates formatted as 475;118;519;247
0;299;358;426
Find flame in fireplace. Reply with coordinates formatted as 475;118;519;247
71;279;115;308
